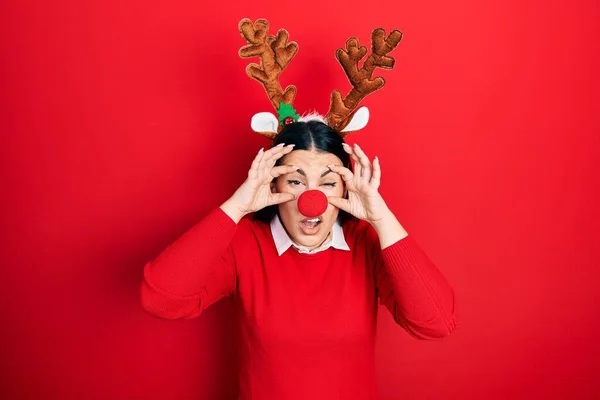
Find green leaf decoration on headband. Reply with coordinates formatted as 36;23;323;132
277;102;299;126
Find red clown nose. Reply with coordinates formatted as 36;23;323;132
297;190;328;218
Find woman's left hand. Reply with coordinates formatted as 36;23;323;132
327;143;390;225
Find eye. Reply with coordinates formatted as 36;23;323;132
322;182;337;187
287;180;303;186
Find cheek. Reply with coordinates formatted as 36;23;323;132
321;203;340;226
278;197;297;216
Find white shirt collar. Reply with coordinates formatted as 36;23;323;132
270;214;351;256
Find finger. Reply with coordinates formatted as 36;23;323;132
264;144;295;168
268;192;296;206
328;196;351;213
259;144;287;175
354;144;372;178
270;164;299;178
371;156;381;189
342;143;361;176
342;142;353;155
344;144;362;177
352;154;362;179
344;143;358;163
248;147;265;179
327;164;356;191
261;143;286;166
326;164;353;182
266;142;286;155
354;144;372;181
272;144;295;166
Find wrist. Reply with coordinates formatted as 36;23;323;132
369;207;395;230
220;199;247;224
369;208;409;248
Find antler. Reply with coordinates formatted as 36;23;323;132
325;28;403;133
238;18;298;113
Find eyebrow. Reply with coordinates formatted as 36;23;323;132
294;168;333;178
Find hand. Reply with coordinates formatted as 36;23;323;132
327;143;390;224
221;144;298;222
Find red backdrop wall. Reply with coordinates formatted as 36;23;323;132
2;0;599;398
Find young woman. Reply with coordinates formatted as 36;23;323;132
140;120;457;399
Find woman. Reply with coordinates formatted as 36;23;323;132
140;120;457;399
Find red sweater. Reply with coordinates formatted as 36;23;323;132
141;207;457;399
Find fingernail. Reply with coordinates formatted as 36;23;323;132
342;143;350;148
258;148;264;153
287;144;295;147
277;143;285;147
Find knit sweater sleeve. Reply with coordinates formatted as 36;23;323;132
140;207;239;320
368;227;458;340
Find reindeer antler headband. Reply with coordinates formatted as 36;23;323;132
238;18;402;140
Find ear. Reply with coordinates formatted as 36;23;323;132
340;107;370;134
251;112;279;139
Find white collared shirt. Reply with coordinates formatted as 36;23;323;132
270;214;351;256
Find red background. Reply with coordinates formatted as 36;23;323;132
2;0;599;399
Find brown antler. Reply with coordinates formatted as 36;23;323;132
325;28;403;133
238;18;298;112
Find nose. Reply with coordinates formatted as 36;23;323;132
297;190;328;217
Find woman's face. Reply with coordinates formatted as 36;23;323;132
272;149;346;249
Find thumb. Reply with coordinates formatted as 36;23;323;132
328;196;351;213
269;192;296;206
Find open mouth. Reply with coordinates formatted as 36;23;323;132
300;216;322;230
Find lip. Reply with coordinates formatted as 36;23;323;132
300;215;323;222
299;217;323;236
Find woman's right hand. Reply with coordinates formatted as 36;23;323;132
220;143;298;223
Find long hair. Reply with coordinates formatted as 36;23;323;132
253;120;353;224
